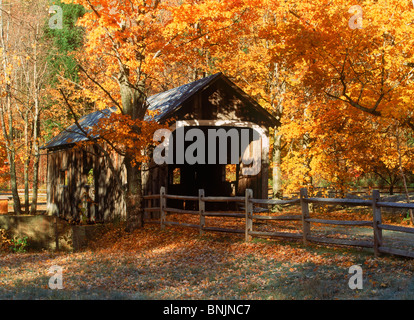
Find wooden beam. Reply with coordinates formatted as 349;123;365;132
378;246;414;258
250;198;300;205
245;189;253;241
249;230;302;239
143;194;161;200
306;197;372;206
164;194;199;201
160;186;166;230
252;214;302;221
378;224;414;234
377;202;414;209
306;218;373;227
203;196;245;202
372;190;383;257
203;212;245;218
300;188;311;245
307;236;374;248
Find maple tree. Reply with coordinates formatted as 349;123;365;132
243;0;414;196
56;0;257;230
166;1;291;199
46;0;414;221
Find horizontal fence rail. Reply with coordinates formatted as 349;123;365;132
143;187;414;259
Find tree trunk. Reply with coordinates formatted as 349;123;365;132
8;149;22;214
124;156;144;231
389;184;394;196
119;75;146;231
0;1;22;215
30;101;40;215
24;109;30;214
30;42;40;215
24;160;29;214
2;88;22;215
272;128;282;199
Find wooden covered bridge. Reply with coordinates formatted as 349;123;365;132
41;72;277;223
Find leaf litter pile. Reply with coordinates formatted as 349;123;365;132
0;220;413;300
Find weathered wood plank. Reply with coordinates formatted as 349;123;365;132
245;189;253;241
372;190;383;257
377;202;414;209
252;214;302;221
143;194;161;200
306;197;372;206
306;218;373;227
202;196;245;202
378;246;414;258
307;236;374;248
250;198;300;205
249;230;302;239
164;194;199;201
378;224;414;234
300;188;311;245
160;187;166;230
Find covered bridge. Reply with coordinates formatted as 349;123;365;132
42;72;277;222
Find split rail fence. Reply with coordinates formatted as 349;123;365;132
143;187;414;259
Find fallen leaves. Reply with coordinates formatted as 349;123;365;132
0;222;413;300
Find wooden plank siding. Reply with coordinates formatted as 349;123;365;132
46;145;126;223
44;73;277;224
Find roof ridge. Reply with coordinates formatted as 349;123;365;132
145;72;222;121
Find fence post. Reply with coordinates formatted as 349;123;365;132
160;186;166;230
300;188;311;245
245;189;253;242
199;189;205;236
372;189;382;257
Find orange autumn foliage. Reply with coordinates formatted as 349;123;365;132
52;0;414;197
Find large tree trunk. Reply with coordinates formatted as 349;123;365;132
124;156;144;231
119;75;146;231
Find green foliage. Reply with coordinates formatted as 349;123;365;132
40;0;86;140
10;236;29;253
87;168;94;185
43;0;85;84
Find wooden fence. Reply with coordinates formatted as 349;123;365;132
144;187;414;259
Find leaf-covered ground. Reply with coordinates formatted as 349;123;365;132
0;222;413;300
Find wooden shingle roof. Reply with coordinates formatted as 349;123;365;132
42;72;276;150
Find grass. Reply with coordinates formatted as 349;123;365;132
0;222;413;300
